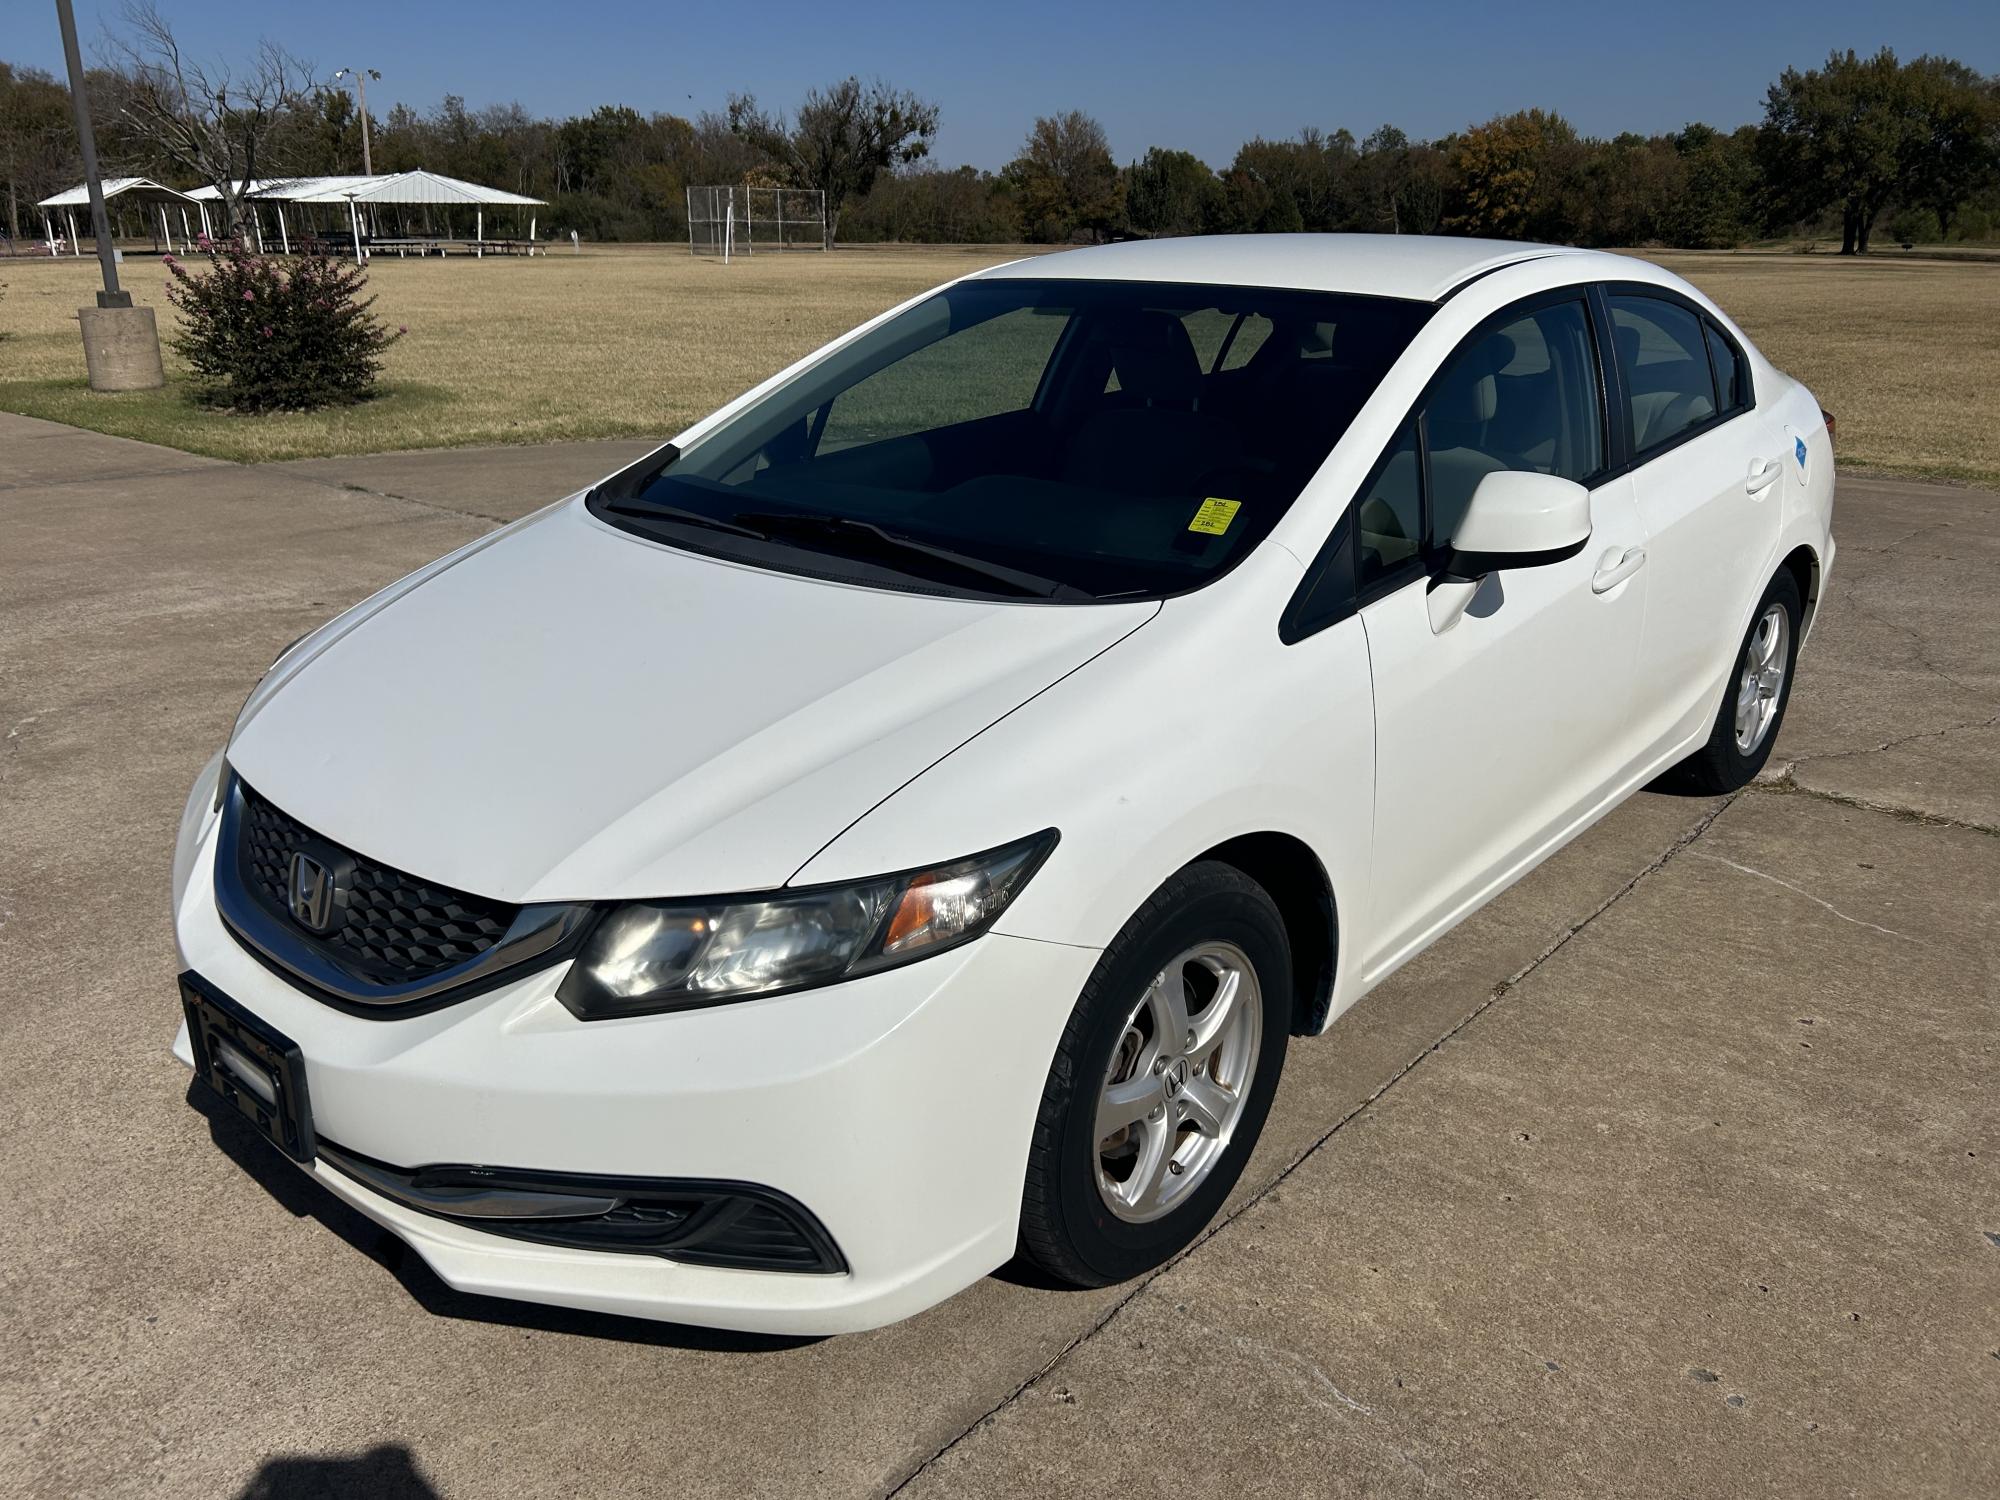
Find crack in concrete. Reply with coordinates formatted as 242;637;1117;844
1766;706;2000;778
1834;520;1952;556
1842;594;1987;699
886;793;1744;1496
284;471;513;528
1760;766;2000;838
1685;851;1916;939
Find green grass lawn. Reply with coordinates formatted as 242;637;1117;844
2;241;1996;485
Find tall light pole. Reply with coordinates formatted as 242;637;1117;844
55;0;121;304
55;0;163;389
333;67;381;175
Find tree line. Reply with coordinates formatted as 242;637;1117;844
3;23;1995;256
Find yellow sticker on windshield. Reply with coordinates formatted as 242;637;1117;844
1188;498;1241;536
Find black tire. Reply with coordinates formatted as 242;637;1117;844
1672;568;1804;793
1019;861;1290;1288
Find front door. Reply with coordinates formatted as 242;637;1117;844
1356;293;1650;982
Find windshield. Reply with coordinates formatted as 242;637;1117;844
590;277;1430;600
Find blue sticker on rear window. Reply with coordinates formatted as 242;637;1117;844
1795;436;1808;469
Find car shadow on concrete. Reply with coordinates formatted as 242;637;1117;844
187;1083;821;1354
236;1444;438;1500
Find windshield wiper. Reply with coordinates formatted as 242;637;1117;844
598;495;770;541
733;511;1090;601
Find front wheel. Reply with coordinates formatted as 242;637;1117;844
1018;862;1290;1287
1672;568;1803;793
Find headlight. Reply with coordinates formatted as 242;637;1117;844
557;830;1058;1019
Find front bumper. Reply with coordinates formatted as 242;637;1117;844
171;800;1099;1335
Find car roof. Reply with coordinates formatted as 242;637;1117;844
968;233;1628;304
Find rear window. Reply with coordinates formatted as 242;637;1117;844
1704;321;1748;415
1609;295;1719;455
592;278;1429;600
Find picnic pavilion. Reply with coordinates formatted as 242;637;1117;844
38;170;548;260
35;176;208;256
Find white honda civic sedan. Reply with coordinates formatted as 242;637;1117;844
171;235;1834;1334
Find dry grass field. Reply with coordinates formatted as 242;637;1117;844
1651;250;2000;486
1;241;1994;483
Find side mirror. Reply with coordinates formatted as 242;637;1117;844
1449;470;1592;569
1428;471;1592;635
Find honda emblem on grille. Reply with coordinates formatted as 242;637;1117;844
287;852;336;933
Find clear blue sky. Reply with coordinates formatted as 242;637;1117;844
21;0;2000;170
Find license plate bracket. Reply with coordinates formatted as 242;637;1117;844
181;972;316;1163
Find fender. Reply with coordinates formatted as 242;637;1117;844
790;541;1380;1033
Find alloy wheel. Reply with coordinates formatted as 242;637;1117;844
1733;603;1791;754
1094;942;1262;1224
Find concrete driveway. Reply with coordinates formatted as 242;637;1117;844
1;412;1994;1498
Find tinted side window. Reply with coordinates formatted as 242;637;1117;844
1355;421;1422;588
1705;320;1748;414
1423;299;1602;548
1608;295;1718;455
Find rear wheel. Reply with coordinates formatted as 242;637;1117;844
1019;862;1290;1287
1672;568;1803;793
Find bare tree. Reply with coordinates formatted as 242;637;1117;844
98;1;312;236
729;79;939;248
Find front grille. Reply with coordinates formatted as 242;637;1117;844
237;780;519;984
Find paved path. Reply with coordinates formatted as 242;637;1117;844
1;413;1994;1498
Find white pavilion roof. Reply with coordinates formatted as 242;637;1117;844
285;170;545;207
38;177;200;208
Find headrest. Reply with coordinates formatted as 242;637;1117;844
1297;320;1336;356
1099;310;1203;405
1430;332;1516;429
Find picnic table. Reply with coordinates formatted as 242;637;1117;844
365;237;541;259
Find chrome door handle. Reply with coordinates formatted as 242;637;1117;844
1746;458;1782;493
1591;545;1646;593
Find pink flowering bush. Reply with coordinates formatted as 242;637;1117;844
164;238;401;412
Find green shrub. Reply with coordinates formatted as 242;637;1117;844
164;238;402;412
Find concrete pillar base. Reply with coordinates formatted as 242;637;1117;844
78;304;166;392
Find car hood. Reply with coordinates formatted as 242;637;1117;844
228;498;1156;902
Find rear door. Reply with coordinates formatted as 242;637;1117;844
1601;289;1785;754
